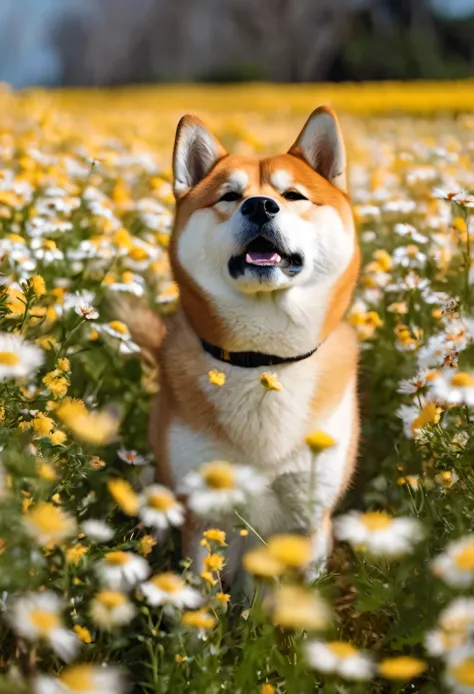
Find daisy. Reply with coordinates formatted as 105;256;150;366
63;290;96;313
81;519;114;543
180;461;267;517
0;333;44;380
140;572;202;609
139;484;184;530
117;448;148;466
396;401;441;438
305;640;374;681
387;271;430;293
426;598;474;656
334;510;424;557
9;591;78;661
23;502;77;546
90;590;136;629
101;321;131;340
397;371;430;394
392;245;427;269
34;665;126;694
96;551;150;590
428;369;474;407
445;646;474;693
394;223;428;244
432;535;474;588
75;301;99;321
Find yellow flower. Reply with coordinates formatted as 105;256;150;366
272;584;330;631
267;534;312;568
387;301;408;314
0;403;4;422
66;544;88;566
182;609;216;630
57;357;70;372
138;535;157;557
38;462;56;482
201;529;227;547
260;372;282;392
412;402;441;433
240;529;249;537
107;478;140;516
217;592;230;605
23;502;76;546
261;685;275;694
204;553;225;573
32;413;55;437
243;546;286;578
305;430;336;452
30;275;46;297
57;399;119;445
48;430;67;446
73;625;93;643
378;656;427;680
201;571;217;585
208;369;226;386
42;370;69;397
175;654;187;664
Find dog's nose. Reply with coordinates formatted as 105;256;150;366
240;196;280;225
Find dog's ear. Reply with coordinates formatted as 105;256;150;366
173;115;227;198
288;106;347;192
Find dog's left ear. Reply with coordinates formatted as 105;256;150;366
288;106;347;192
173;115;227;198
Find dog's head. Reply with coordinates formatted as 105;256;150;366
169;107;359;355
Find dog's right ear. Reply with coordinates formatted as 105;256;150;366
173;115;227;199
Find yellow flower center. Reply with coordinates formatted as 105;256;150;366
25;503;70;535
451;372;474;388
378;656;427;680
29;609;60;634
148;491;175;511
0;351;20;366
267;534;312;568
202;462;236;490
327;641;358;659
450;658;474;685
108;320;129;335
105;551;129;566
454;544;474;571
60;665;95;692
152;572;184;594
182;609;216;629
97;590;127;609
360;511;393;531
243;547;286;578
272;585;330;631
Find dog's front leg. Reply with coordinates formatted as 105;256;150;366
271;471;333;581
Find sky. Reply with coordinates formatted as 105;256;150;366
431;0;474;16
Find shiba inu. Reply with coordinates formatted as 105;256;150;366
127;106;360;581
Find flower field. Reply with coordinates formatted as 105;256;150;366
2;82;474;693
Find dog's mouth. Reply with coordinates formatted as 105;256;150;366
228;237;304;278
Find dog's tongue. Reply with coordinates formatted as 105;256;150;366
246;251;281;266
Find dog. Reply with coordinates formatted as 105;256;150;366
126;106;360;582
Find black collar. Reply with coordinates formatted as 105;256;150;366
201;339;319;368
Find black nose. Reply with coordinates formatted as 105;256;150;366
240;196;280;225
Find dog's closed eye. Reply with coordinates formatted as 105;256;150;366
218;191;242;203
282;190;309;201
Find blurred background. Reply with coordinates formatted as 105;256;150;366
1;0;474;88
